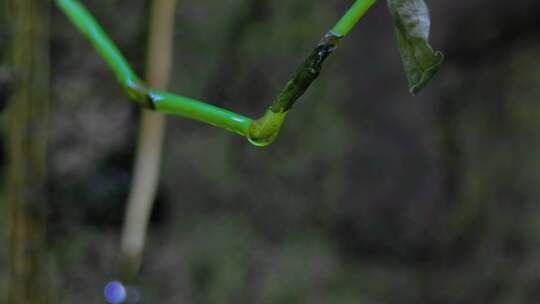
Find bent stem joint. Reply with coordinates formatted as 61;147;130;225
248;31;342;147
55;0;375;147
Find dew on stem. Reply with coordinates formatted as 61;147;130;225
248;110;288;147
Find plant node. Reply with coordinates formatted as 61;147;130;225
124;81;155;109
248;110;288;147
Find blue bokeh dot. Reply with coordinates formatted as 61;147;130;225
104;281;127;304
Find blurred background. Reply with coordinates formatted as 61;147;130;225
2;0;540;303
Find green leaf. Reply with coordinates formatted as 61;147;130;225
387;0;444;94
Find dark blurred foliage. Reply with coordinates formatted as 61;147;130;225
2;0;540;303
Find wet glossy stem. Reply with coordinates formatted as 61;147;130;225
249;0;376;146
55;0;252;136
333;0;377;36
55;0;376;145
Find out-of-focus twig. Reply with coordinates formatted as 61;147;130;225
6;0;50;302
119;0;177;283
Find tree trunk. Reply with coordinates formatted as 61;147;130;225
5;0;50;303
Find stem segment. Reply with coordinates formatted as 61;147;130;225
55;0;253;136
55;0;376;146
249;1;377;145
333;0;377;37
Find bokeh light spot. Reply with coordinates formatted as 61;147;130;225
104;281;127;304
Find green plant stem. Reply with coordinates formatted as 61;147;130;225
55;0;253;136
249;0;377;145
55;0;140;88
55;0;376;145
333;0;377;37
151;91;252;136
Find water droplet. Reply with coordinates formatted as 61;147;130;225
248;110;288;147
